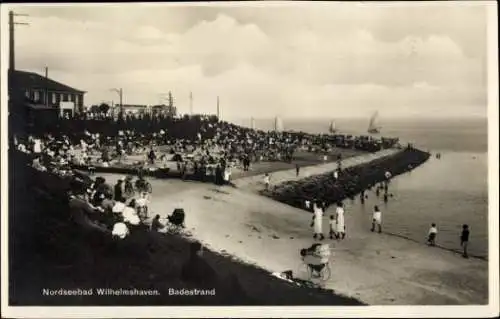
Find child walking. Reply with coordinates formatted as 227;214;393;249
427;223;438;246
329;215;336;239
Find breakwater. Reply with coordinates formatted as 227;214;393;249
263;147;430;210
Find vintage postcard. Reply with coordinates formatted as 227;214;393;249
1;1;498;318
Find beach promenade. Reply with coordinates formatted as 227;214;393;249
100;148;488;305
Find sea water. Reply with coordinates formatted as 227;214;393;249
238;117;489;258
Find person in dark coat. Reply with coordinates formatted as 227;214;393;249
114;179;125;202
215;164;223;186
150;214;165;232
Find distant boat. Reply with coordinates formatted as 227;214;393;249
368;111;381;134
329;120;337;133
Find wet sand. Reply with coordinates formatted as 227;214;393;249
100;149;488;305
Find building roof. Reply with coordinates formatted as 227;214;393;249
119;104;148;108
9;70;85;94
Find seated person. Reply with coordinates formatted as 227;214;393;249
112;221;130;239
150;214;165;232
300;243;331;277
135;192;149;220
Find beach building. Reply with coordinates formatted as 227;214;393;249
114;104;150;116
151;104;177;117
9;69;86;115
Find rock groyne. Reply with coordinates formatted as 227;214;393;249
263;147;430;210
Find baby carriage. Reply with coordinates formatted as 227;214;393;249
166;208;186;234
298;244;332;281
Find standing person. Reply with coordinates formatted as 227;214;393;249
371;205;382;233
335;202;346;240
223;166;231;185
148;148;156;165
114;179;125;202
460;224;470;258
427;223;438;246
329;215;336;240
312;201;325;241
264;173;271;190
295;164;300;177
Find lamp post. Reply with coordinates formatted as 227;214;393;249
110;88;123;118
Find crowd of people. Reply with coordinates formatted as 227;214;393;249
12;113;401;188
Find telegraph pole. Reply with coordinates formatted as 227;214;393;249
189;91;193;115
9;11;29;72
45;66;49;107
216;96;220;120
110;88;123;117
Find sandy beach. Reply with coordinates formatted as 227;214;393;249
100;149;488;305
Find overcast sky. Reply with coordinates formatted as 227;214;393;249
7;2;491;119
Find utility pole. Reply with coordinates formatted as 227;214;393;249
9;11;29;73
45;66;48;107
110;88;123;117
216;96;220;120
168;91;174;108
189;91;193;115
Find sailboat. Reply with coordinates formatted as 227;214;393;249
367;111;381;134
274;116;283;132
329;120;337;133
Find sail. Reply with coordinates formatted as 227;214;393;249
368;111;380;133
329;120;337;133
274;116;283;132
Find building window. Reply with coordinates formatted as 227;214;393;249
63;93;69;102
25;90;30;98
60;93;64;102
75;95;80;106
34;90;40;102
52;92;56;104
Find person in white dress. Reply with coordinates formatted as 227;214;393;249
335;202;346;240
371;205;382;233
311;201;325;240
223;167;231;185
33;139;42;154
264;173;271;190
